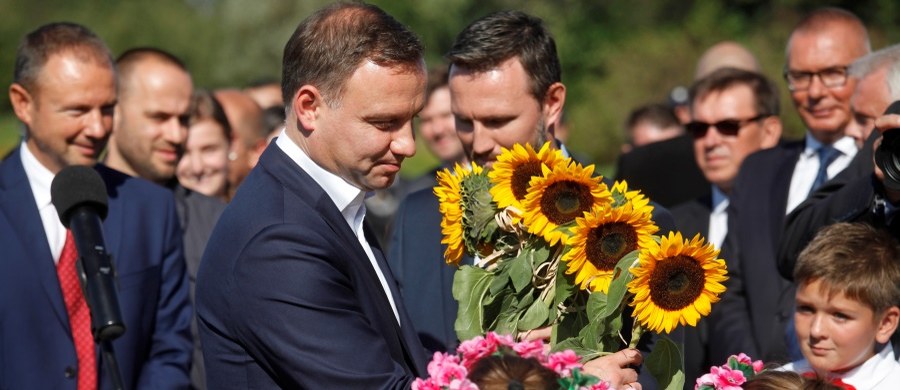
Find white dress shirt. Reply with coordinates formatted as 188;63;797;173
786;134;857;214
780;342;900;390
20;143;67;264
275;130;400;324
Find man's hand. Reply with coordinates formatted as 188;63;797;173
582;348;643;390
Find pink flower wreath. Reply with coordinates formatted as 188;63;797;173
412;332;610;390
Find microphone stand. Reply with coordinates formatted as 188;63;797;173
75;257;125;390
71;207;126;390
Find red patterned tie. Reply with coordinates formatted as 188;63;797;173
58;229;97;390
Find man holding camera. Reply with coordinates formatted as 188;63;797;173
778;43;900;274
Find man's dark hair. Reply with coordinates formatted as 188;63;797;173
281;2;424;108
626;103;680;133
689;67;780;117
14;22;113;91
446;10;561;101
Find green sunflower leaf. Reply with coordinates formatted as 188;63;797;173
602;249;639;318
509;250;534;293
518;297;550;331
453;265;493;341
645;336;685;390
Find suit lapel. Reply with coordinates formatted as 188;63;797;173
259;146;423;371
366;225;428;376
0;149;69;329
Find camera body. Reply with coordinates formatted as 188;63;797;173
876;129;900;191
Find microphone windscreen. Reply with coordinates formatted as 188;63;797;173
51;165;109;227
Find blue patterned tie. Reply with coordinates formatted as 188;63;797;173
809;145;840;194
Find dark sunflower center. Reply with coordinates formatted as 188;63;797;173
539;180;594;224
511;161;543;201
584;222;638;271
648;255;705;311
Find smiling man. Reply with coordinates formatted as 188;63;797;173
713;7;871;364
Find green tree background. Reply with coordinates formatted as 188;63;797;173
1;0;898;177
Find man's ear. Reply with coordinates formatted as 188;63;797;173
542;82;566;129
761;116;783;148
294;85;323;132
9;83;34;127
875;306;900;344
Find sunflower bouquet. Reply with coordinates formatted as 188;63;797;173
434;142;729;390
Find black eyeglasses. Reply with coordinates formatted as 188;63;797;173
783;66;849;91
686;114;768;138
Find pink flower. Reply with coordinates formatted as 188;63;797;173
545;349;583;377
580;380;612;390
751;360;764;373
411;378;442;390
448;378;479;390
709;366;746;390
512;339;547;361
426;352;467;385
458;332;515;368
457;335;497;368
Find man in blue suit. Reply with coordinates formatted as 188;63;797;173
0;22;192;389
196;3;428;388
389;10;674;390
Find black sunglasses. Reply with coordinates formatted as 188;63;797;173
686;114;768;138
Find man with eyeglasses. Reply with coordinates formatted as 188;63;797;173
712;7;871;364
672;67;782;385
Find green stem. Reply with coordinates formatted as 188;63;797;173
628;322;646;349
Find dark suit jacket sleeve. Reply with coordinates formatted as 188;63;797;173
229;223;414;389
777;175;877;280
705;176;761;364
136;194;194;389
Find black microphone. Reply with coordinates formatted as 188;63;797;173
51;165;125;341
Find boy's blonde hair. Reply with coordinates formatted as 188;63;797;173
794;222;900;313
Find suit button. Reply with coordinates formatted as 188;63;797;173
64;366;76;378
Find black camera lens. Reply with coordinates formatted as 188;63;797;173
876;129;900;191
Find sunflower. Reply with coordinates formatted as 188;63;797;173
488;142;567;212
610;180;652;215
521;161;611;246
563;204;658;293
628;231;728;334
434;163;483;265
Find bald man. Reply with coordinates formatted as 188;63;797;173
214;89;267;200
694;41;763;80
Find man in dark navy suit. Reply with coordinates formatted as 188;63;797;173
0;22;192;389
196;3;428;388
671;67;782;386
389;10;673;390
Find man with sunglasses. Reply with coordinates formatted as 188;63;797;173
672;67;782;385
713;7;871;364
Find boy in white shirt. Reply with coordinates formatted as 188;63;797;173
781;222;900;389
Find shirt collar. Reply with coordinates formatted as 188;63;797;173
19;142;55;210
275;130;367;227
803;132;857;157
711;185;729;213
